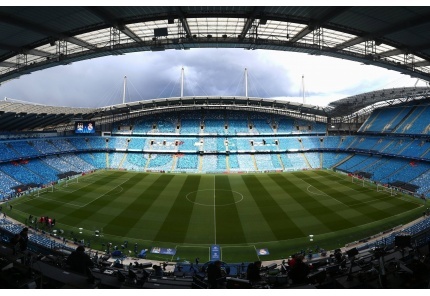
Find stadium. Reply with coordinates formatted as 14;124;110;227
0;5;430;289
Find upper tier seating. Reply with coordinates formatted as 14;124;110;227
0;143;20;161
31;140;60;154
10;141;40;157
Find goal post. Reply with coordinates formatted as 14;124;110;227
351;175;365;187
34;184;54;197
65;175;79;187
377;184;396;196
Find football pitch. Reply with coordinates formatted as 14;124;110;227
8;169;425;262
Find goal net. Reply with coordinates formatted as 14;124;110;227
65;176;79;187
351;175;365;187
34;184;54;197
377;184;396;196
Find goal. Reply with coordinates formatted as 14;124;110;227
65;176;79;187
34;184;54;197
377;184;396;196
351;175;365;187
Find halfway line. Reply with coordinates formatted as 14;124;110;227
214;175;217;245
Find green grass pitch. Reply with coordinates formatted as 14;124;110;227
7;169;424;263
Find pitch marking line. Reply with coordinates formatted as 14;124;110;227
303;181;350;207
306;185;329;196
254;245;260;261
17;176;130;210
185;190;244;206
79;177;131;208
214;175;216;245
27;196;82;207
326;170;423;206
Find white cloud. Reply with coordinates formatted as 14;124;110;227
0;48;425;108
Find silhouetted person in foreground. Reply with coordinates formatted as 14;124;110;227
67;245;94;275
207;260;223;288
289;255;310;285
246;261;262;283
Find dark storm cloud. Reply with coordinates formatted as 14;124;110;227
0;48;294;108
0;48;418;108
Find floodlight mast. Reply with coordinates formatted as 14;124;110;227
245;68;248;97
181;67;184;97
122;75;127;104
302;74;306;104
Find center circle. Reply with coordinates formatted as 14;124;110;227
186;189;244;206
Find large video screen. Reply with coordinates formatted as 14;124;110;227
75;121;95;134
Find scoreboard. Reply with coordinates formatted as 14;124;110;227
74;121;95;134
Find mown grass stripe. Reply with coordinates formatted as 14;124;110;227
268;173;356;231
241;175;306;240
15;171;126;214
58;172;148;228
102;174;175;236
293;171;418;220
15;171;132;226
214;175;247;244
153;175;201;243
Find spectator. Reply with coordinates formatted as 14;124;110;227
10;233;21;255
288;255;310;285
66;245;94;275
246;261;262;283
206;260;223;289
153;265;163;277
19;227;29;252
288;254;297;268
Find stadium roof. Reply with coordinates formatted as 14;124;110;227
1;87;429;132
325;86;430;117
1;6;430;84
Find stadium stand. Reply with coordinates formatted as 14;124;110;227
146;154;173;171
121;153;147;171
175;154;199;171
127;137;145;150
9;141;40;158
0;143;20;161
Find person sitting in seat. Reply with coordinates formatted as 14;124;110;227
246;261;262;283
288;255;310;285
66;245;94;275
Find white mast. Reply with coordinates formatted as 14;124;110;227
122;75;127;104
181;67;184;97
245;68;248;97
301;74;305;104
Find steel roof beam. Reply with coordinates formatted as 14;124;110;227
0;43;53;58
26;48;54;57
175;7;192;37
240;7;263;38
336;13;430;50
412;60;430;67
290;7;349;43
379;48;405;57
85;7;142;43
0;61;16;68
0;12;96;50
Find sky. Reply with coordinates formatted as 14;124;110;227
0;3;428;109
